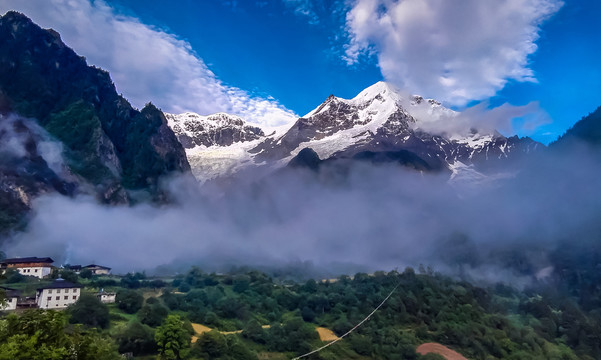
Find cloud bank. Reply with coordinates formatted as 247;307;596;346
344;0;563;106
4;143;601;286
0;0;298;127
411;100;551;138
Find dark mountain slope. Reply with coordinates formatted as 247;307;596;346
0;11;190;234
553;106;601;148
0;11;190;192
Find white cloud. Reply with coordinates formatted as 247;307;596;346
283;0;320;24
412;101;551;138
344;0;563;106
0;0;298;127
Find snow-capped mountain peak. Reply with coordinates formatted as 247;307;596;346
167;82;541;183
304;81;404;119
351;81;400;102
165;111;273;183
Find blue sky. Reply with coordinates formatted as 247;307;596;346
105;0;383;113
1;0;599;143
491;0;601;143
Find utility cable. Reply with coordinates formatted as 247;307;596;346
291;281;401;359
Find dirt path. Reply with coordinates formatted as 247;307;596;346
191;323;212;334
191;323;340;345
191;323;213;343
316;327;339;342
190;323;271;342
416;343;468;360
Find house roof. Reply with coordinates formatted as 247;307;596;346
2;257;54;264
83;264;111;270
97;288;115;295
0;286;21;298
37;278;82;291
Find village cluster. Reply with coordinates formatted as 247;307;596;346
0;256;115;311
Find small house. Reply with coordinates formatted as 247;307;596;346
36;278;82;309
97;289;116;303
0;257;54;279
83;264;111;275
0;286;20;311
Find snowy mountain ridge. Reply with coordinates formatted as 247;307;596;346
165;112;266;148
167;82;541;183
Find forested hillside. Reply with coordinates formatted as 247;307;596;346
2;266;600;359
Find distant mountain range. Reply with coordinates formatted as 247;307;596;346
167;81;542;183
0;11;599;234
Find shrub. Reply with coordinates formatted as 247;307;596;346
116;289;143;314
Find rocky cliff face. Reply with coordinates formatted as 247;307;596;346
166;112;265;148
0;11;190;233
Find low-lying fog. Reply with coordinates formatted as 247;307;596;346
4;137;601;285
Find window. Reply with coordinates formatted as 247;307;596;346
48;289;52;294
35;269;38;272
47;297;51;301
55;296;59;300
64;296;68;300
56;289;61;293
72;296;77;300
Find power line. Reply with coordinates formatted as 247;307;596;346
291;281;401;360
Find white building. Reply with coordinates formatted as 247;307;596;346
0;287;20;311
97;289;116;303
36;278;82;309
1;257;54;279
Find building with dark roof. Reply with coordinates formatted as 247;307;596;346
36;278;82;309
0;286;21;311
83;264;111;275
0;257;54;279
64;265;82;273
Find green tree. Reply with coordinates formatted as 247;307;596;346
242;319;266;344
192;332;257;360
115;321;157;356
301;306;316;322
226;336;258;360
120;272;145;289
116;289;144;314
59;270;79;283
79;268;93;279
155;315;190;360
194;330;227;359
139;303;169;327
267;317;317;354
0;309;118;359
349;334;372;356
3;269;24;284
68;328;120;360
233;275;251;293
68;293;110;329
